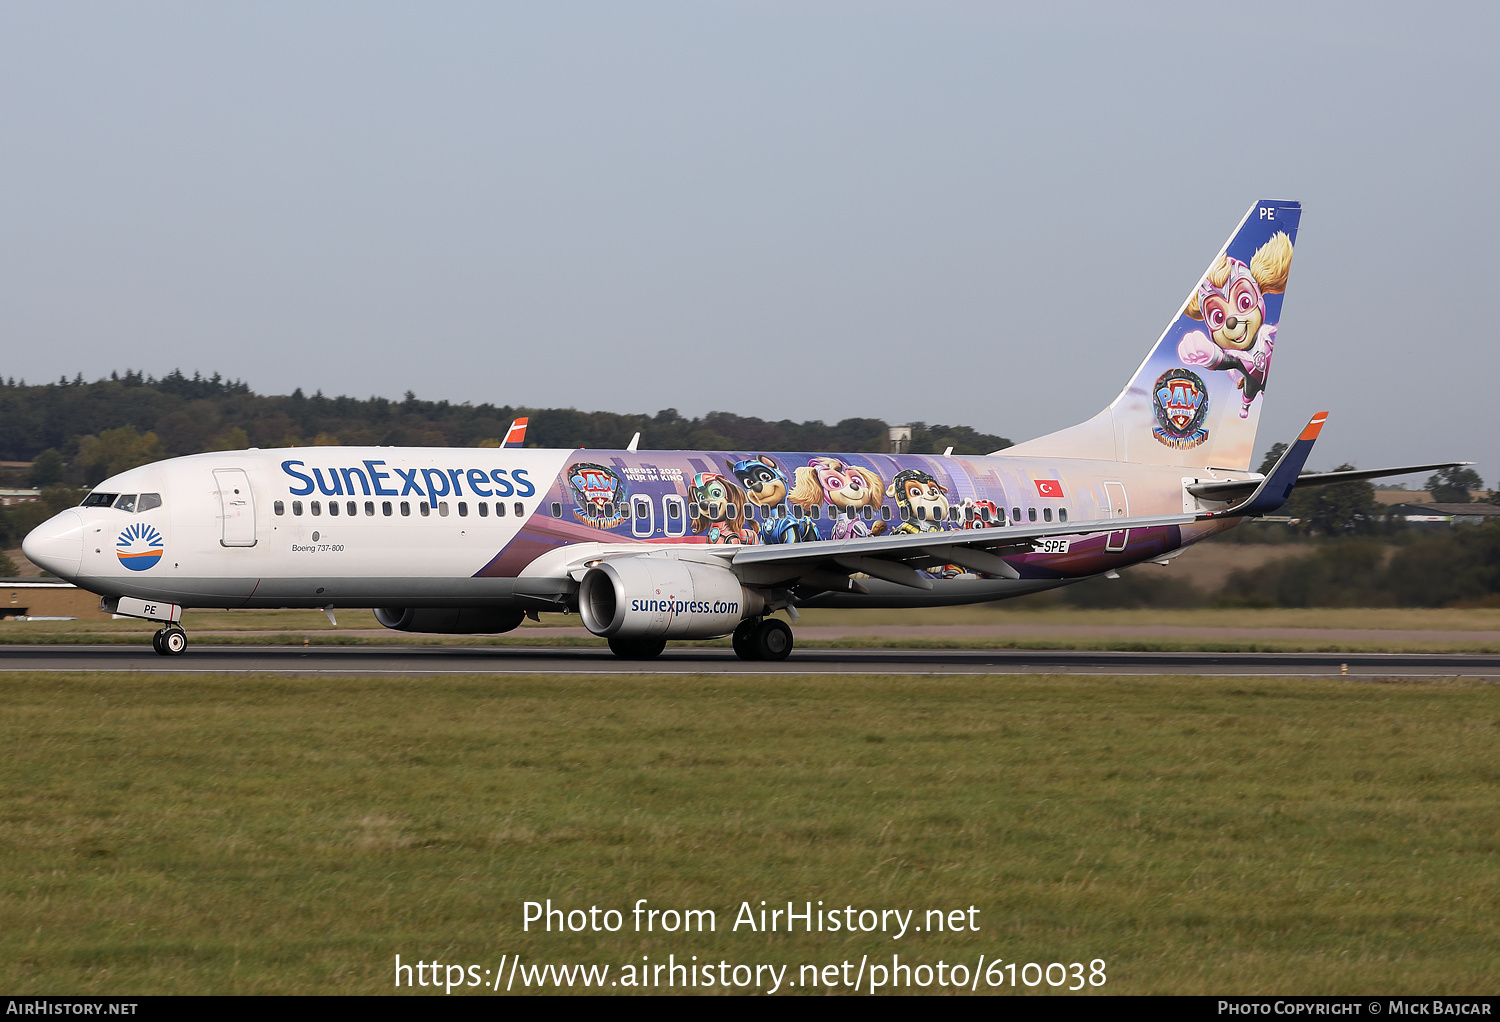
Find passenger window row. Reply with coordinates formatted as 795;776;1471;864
273;500;527;518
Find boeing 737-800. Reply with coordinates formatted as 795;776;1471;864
22;200;1462;659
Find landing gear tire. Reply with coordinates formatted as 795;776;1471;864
608;636;666;660
151;629;166;655
750;618;793;661
732;620;759;660
160;627;187;656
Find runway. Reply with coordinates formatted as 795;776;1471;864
3;644;1500;677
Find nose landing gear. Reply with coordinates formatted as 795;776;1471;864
152;625;188;656
732;617;793;661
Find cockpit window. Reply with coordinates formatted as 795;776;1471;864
137;493;162;512
113;494;138;512
82;492;118;508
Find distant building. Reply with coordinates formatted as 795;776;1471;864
2;580;111;620
0;488;41;506
1387;502;1500;528
888;426;912;455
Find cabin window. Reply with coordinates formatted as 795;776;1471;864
900;507;911;521
550;502;562;518
328;501;340;516
458;502;468;517
634;500;648;519
727;504;738;519
1012;507;1021;522
138;493;162;512
419;502;430;517
1028;507;1037;522
862;506;873;521
292;501;303;516
311;501;322;516
383;501;393;516
365;501;375;516
439;502;449;517
347;501;357;516
807;505;819;520
667;502;681;520
950;507;960;522
688;502;701;518
478;502;488;517
964;506;974;522
1043;507;1053;522
515;502;525;517
916;506;927;521
977;506;989;523
791;504;803;520
1059;508;1068;522
113;494;138;512
881;506;891;521
274;500;285;516
400;501;410;517
495;502;506;517
82;492;118;508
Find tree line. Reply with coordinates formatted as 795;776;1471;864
0;370;1011;488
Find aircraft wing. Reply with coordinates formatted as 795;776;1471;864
729;412;1337;591
730;511;1199;589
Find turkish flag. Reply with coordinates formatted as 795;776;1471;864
1034;479;1064;498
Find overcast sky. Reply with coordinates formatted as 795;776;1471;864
2;2;1495;480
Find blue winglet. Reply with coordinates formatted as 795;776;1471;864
1203;412;1328;518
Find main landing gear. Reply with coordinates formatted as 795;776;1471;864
732;617;793;661
152;625;188;656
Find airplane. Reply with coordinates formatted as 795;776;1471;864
23;199;1464;660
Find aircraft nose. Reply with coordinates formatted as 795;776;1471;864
22;509;84;579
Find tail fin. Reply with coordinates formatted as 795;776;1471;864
503;417;529;448
1005;199;1301;470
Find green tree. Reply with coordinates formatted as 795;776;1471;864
0;549;18;577
1426;466;1485;503
1257;442;1288;475
206;426;251;451
1282;464;1383;535
73;427;166;485
27;448;65;487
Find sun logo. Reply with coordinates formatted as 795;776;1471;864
116;522;165;571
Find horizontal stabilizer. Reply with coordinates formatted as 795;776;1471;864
1189;460;1472;501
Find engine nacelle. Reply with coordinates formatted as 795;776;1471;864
578;557;764;639
373;607;525;634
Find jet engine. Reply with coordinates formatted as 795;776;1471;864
373;607;525;634
578;557;764;639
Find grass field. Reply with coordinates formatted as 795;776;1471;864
2;670;1496;994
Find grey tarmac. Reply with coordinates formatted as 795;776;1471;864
4;644;1500;677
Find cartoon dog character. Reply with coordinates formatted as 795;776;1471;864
960;499;1004;529
688;472;758;545
789;456;887;537
728;456;816;543
1178;231;1293;417
728;455;788;509
789;457;885;513
886;468;954;534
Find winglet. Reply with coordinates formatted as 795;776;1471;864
1298;412;1328;442
1203;411;1329;519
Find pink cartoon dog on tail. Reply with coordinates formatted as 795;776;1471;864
1177;231;1293;417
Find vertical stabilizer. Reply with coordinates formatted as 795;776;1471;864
1005;200;1300;470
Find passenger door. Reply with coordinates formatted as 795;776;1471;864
213;468;258;547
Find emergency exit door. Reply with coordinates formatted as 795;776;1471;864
1103;481;1129;552
213;468;258;547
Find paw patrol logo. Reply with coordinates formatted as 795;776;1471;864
566;462;628;528
1152;368;1210;450
116;522;164;571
